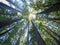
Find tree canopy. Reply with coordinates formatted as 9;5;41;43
0;0;60;45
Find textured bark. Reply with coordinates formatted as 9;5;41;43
0;18;22;28
0;2;22;13
32;22;46;45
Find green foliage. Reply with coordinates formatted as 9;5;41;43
32;1;42;10
0;0;60;45
22;6;29;15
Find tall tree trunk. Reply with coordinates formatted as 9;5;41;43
47;28;60;38
16;36;20;45
0;18;22;28
32;22;46;45
43;27;60;45
47;18;60;20
44;26;60;38
0;2;22;13
36;2;60;14
26;22;29;45
0;25;14;36
6;0;23;10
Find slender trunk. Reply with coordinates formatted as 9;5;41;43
16;37;20;45
48;28;60;38
47;18;60;20
6;0;22;10
0;18;22;28
0;2;22;13
16;29;21;45
43;27;60;45
0;25;14;36
44;26;60;38
32;22;46;45
26;22;29;45
37;2;60;14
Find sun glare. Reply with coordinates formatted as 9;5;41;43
29;13;36;21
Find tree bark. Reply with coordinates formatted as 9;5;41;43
0;2;22;13
32;22;46;45
0;25;14;36
26;22;29;45
6;0;23;10
46;27;60;38
43;27;60;45
43;25;60;38
0;18;22;28
47;18;60;20
37;2;60;14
